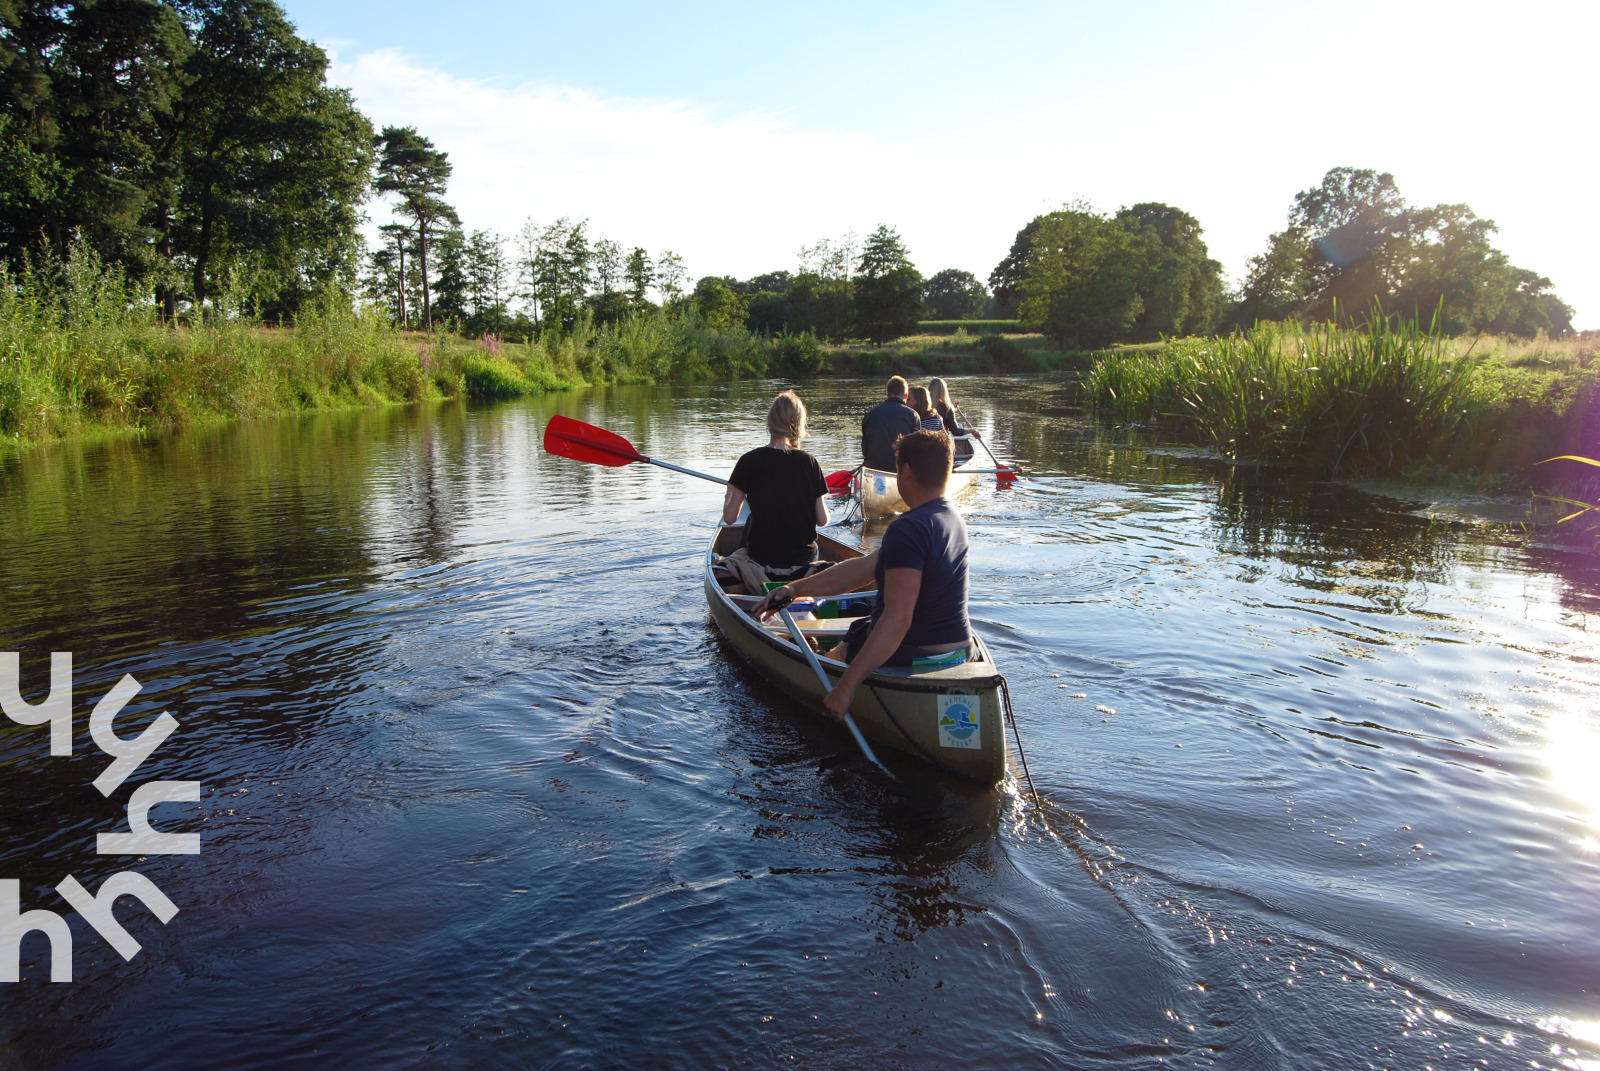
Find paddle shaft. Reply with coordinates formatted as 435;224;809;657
778;607;894;778
647;457;727;485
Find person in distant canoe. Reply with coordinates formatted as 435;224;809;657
860;375;920;472
927;377;980;439
907;385;944;433
756;429;971;719
718;390;830;594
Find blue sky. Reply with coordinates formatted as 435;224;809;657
284;0;1598;326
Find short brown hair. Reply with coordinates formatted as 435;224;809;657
907;385;932;419
895;428;953;488
886;375;908;399
766;390;807;445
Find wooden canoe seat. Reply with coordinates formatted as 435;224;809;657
758;616;854;638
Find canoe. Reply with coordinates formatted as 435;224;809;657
704;520;1008;784
854;435;979;519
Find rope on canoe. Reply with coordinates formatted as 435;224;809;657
866;682;945;770
998;675;1047;819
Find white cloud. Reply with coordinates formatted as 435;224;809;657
335;49;963;281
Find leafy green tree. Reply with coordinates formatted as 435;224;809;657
465;229;509;334
654;250;686;304
430;225;469;326
375;124;455;329
783;272;853;341
516;216;591;332
172;1;373;319
1236;167;1574;336
624;247;653;309
922;268;987;320
377;221;414;325
1017;205;1142;348
693;276;748;331
853;224;923;343
1114;203;1225;339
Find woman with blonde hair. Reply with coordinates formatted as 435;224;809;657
720;391;830;589
927;377;979;438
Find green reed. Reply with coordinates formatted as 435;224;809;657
1087;318;1598;481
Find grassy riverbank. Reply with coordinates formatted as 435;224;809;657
1087;320;1599;484
0;251;1090;451
0;251;835;449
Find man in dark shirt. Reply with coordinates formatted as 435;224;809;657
757;429;970;720
859;376;920;471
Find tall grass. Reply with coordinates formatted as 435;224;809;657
0;244;830;450
0;244;455;446
1087;319;1600;481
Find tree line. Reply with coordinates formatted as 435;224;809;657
1;1;1574;345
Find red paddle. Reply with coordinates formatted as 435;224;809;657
542;415;728;485
824;466;859;492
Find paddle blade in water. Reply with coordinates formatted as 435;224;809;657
825;469;857;492
543;415;646;468
995;466;1019;486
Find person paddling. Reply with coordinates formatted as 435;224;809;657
718;391;830;594
756;429;971;720
860;375;919;472
928;377;980;439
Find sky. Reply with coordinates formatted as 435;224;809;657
282;0;1600;327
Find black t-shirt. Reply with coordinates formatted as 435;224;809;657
871;496;970;647
861;399;920;471
729;446;829;567
935;401;960;435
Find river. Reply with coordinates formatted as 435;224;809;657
1;378;1597;1069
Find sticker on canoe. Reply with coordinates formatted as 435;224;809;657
874;475;887;495
937;694;981;750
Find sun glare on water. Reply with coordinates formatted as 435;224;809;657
1545;711;1600;826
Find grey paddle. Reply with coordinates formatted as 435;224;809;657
778;606;896;779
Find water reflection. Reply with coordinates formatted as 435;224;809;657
0;377;1597;1068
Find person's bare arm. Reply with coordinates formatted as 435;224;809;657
722;485;746;525
755;551;878;618
813;495;828;526
823;567;920;719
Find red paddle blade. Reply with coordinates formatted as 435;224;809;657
543;414;646;468
995;466;1019;486
825;468;857;492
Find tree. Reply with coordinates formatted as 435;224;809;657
375;124;456;329
377;222;413;325
1235;167;1575;336
1016;205;1142;348
1114;203;1225;339
624;247;653;309
693;276;748;331
853;224;923;343
655;250;686;304
923;269;987;320
430;225;469;326
465;229;509;335
171;0;373;319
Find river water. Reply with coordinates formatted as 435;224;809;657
1;378;1597;1069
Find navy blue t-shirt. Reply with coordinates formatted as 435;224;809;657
871;497;970;647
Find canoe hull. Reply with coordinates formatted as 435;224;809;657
704;526;1008;784
854;436;979;519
